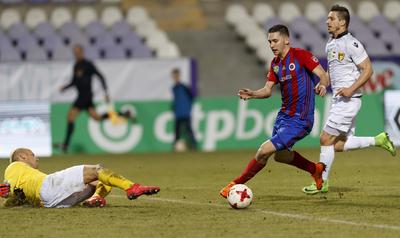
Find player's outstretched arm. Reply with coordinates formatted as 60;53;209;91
312;65;329;96
238;81;274;100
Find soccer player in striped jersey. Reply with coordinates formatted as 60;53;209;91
220;24;330;198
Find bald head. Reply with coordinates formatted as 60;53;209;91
10;148;39;169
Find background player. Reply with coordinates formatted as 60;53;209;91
171;68;197;151
56;44;133;153
302;5;396;195
220;24;329;198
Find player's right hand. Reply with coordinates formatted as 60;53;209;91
314;84;327;97
0;183;10;198
238;88;253;100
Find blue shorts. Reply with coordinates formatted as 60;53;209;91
270;112;313;151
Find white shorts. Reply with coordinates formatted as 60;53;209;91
323;97;361;136
40;165;94;208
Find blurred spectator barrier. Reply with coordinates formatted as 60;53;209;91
0;59;196;102
0;101;51;158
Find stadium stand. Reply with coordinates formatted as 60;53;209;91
222;1;400;65
0;1;182;61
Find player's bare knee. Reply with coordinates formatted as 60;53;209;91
255;142;272;162
334;141;345;152
320;134;332;146
83;165;102;183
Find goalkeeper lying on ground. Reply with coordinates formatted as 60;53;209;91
0;148;160;208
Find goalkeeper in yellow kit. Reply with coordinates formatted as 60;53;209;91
0;148;160;208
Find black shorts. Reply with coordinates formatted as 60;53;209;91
73;97;94;110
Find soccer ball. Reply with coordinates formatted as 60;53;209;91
174;139;187;152
227;184;253;209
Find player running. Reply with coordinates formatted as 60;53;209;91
220;24;329;198
302;5;396;195
56;44;134;153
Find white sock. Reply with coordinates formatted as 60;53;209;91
320;145;334;181
343;136;375;151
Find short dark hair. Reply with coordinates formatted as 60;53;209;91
172;68;180;74
330;5;350;28
268;24;290;37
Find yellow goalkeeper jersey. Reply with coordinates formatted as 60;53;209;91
4;162;47;207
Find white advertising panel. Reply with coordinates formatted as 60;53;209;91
0;101;52;158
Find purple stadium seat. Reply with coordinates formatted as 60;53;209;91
8;23;29;39
120;32;143;48
110;20;132;38
94;33;115;48
85;21;107;38
51;0;72;2
290;16;314;32
25;47;47;61
28;0;50;3
103;45;126;59
42;34;64;51
395;17;400;31
14;34;39;52
0;0;23;4
51;45;74;61
59;22;88;46
263;17;285;31
66;33;88;46
59;21;82;39
369;15;394;32
82;44;100;60
130;44;153;58
33;22;55;39
390;43;400;55
0;45;21;62
290;37;304;49
363;39;389;56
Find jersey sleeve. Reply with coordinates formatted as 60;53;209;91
296;49;320;72
349;39;368;65
267;62;278;83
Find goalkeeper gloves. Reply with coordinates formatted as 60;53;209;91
0;183;10;198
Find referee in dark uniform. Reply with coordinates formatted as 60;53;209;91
58;44;129;153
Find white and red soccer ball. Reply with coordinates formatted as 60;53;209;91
227;184;253;209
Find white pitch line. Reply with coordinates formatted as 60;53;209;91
110;195;400;231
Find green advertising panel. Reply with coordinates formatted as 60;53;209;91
51;93;384;154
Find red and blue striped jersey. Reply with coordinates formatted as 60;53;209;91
268;48;320;120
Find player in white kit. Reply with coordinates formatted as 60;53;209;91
302;5;396;194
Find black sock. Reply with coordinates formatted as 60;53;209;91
63;122;75;148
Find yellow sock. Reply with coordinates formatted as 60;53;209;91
93;182;112;198
98;169;133;190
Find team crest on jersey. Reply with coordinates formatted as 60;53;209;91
353;42;359;48
288;63;296;71
273;65;279;73
338;52;345;61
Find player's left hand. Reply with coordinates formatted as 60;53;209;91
335;87;353;97
0;183;10;198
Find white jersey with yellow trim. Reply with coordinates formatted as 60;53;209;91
326;32;369;97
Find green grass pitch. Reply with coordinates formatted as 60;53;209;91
0;147;399;237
